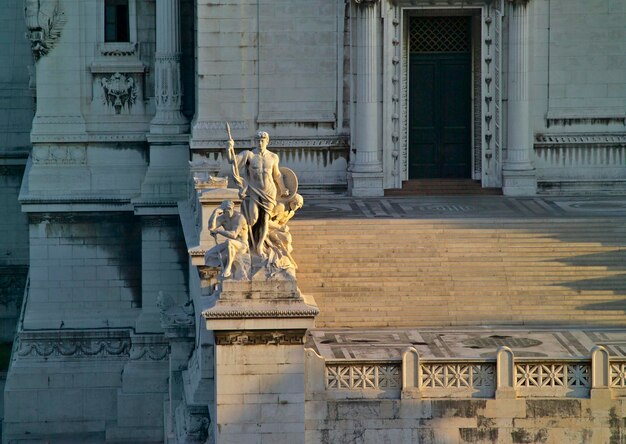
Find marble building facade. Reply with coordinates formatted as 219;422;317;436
0;0;625;442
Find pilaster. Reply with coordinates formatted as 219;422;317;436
349;0;384;197
502;0;536;195
150;0;188;134
138;0;189;206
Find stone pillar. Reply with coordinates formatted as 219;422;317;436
202;281;318;443
502;0;536;195
349;0;384;197
150;0;187;134
138;0;189;202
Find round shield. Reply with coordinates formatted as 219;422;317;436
278;167;298;201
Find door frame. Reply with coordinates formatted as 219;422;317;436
381;1;504;189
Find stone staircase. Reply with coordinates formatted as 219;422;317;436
385;179;502;196
290;218;626;328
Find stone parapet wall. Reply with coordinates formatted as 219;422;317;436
305;347;626;443
306;396;625;443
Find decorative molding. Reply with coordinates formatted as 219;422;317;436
24;0;67;61
353;0;380;5
101;73;138;114
481;3;503;186
99;42;138;57
535;134;626;146
191;137;349;151
268;137;349;148
129;342;170;361
214;329;307;346
326;363;401;390
16;332;131;359
193;121;248;131
535;145;626;169
421;363;495;389
31;145;86;165
515;363;590;388
203;306;320;319
390;9;401;183
22;196;133;206
27;212;134;224
546;116;626;128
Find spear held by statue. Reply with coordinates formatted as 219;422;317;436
225;122;246;196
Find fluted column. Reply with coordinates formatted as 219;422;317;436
150;0;188;134
502;0;536;195
349;0;384;197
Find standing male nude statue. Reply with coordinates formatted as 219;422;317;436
226;131;289;257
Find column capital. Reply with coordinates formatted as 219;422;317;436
353;0;380;6
508;0;530;6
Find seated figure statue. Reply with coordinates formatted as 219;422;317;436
204;200;250;279
265;194;304;271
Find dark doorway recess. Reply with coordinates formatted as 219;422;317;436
408;16;472;179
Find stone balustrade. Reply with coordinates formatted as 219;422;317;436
311;346;626;400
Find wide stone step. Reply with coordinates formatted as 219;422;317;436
288;217;626;328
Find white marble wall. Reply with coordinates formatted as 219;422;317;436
192;0;348;189
215;344;306;444
529;0;626;190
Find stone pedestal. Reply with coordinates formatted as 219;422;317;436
202;279;318;444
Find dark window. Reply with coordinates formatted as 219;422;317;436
105;0;130;42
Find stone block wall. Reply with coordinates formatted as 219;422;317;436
530;0;626;191
25;213;141;330
0;0;32;341
193;0;349;190
215;343;306;443
545;0;626;120
305;397;626;444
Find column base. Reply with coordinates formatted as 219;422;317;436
502;168;536;196
348;171;384;197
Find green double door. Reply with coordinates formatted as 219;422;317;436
408;51;472;179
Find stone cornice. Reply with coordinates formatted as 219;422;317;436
353;0;380;5
203;304;320;320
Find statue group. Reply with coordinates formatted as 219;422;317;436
204;130;303;280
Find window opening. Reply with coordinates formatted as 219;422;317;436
105;0;130;42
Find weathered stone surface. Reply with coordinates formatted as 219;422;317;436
526;399;581;419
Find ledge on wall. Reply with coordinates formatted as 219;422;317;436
537;179;626;196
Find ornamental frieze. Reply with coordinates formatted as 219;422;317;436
16;332;131;359
214;329;307;346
